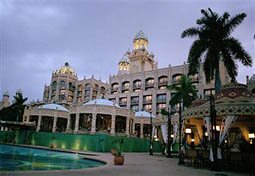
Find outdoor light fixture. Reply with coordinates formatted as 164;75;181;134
191;138;195;142
213;125;220;131
205;132;208;136
248;133;255;139
249;133;254;144
170;134;174;138
224;140;227;144
185;128;192;134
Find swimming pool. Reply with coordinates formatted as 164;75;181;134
0;144;105;171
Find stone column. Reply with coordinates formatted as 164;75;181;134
66;117;71;132
110;115;116;135
91;113;97;134
125;117;130;136
36;115;42;132
74;113;79;133
140;122;144;138
52;116;57;132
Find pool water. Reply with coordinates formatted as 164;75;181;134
0;144;105;171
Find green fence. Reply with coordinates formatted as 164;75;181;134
0;131;163;153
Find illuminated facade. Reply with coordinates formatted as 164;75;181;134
22;30;231;138
108;30;231;116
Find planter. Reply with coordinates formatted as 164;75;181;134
114;155;124;165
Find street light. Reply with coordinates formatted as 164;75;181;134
149;111;153;155
178;100;184;165
167;106;172;158
209;91;220;171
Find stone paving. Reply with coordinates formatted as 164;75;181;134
0;152;248;176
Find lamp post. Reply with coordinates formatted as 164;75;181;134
167;106;172;158
178;100;184;165
149;112;153;155
209;92;219;171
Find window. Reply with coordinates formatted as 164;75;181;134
143;95;152;104
143;104;152;112
131;96;139;104
131;105;139;112
157;94;166;102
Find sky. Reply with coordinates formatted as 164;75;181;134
0;0;255;102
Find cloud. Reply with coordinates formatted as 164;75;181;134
0;0;254;101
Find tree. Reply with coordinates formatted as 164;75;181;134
168;75;197;108
12;92;28;122
181;8;252;93
0;92;28;122
161;75;197;160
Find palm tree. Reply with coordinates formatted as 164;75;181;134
181;8;252;94
161;75;197;160
13;92;28;122
169;75;197;108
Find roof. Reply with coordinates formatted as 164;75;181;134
84;99;120;108
135;111;155;118
55;62;76;76
37;104;69;112
134;30;148;41
183;83;255;118
119;55;130;64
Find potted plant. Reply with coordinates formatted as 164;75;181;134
112;138;125;165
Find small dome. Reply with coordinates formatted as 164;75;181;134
135;111;155;118
56;62;76;76
84;99;120;108
119;55;130;64
149;51;154;57
134;30;148;41
3;91;9;97
216;83;253;100
16;88;22;95
37;104;68;112
249;74;255;81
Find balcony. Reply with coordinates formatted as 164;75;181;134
111;87;118;92
122;86;129;91
85;87;91;91
158;81;168;86
133;84;141;90
143;99;152;104
145;83;154;88
172;79;181;84
157;98;166;103
119;101;127;106
131;100;139;105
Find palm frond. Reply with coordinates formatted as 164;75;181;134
181;27;200;38
226;13;246;33
225;37;252;66
221;49;238;82
187;39;207;75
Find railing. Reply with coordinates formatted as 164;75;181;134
131;100;139;105
145;83;154;88
133;84;142;89
143;100;152;104
157;98;166;103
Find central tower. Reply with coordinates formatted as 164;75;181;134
117;30;157;75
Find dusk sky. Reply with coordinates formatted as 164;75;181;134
0;0;255;102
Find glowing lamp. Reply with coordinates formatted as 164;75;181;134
170;134;174;138
205;132;208;136
191;138;195;142
185;128;192;134
248;133;255;139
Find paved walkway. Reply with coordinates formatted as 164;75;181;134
0;152;248;176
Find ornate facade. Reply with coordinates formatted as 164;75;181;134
108;31;230;116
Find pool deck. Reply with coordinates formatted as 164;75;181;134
0;151;248;176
